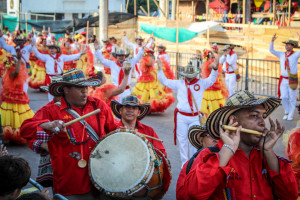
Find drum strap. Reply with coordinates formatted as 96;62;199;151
55;102;99;142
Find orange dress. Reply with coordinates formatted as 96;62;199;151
0;57;34;144
29;46;49;89
132;56;175;113
61;47;79;72
200;59;228;115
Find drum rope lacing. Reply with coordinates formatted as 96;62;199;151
133;143;163;200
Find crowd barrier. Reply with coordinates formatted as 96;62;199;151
166;51;300;99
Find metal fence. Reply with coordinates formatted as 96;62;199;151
167;51;300;99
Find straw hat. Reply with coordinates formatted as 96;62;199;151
111;95;151;121
206;90;281;139
47;44;61;53
178;65;198;78
48;69;101;97
157;43;166;50
135;36;144;41
282;40;299;48
112;48;130;58
40;76;63;92
188;124;209;149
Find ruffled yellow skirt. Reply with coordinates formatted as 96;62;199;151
0;102;34;144
29;65;46;89
132;81;175;113
201;90;226;115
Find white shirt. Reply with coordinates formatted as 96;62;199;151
155;53;170;64
157;69;219;113
19;45;33;64
32;46;82;75
269;41;300;77
220;52;237;72
123;36;154;56
0;37;16;56
95;48;145;86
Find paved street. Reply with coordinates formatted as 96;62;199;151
5;87;300;200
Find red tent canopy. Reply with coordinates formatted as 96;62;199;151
209;0;225;14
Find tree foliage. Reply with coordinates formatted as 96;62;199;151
126;0;158;15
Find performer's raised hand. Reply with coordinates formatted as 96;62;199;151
94;40;99;50
39;120;66;134
123;31;126;36
123;65;132;75
259;117;284;153
156;59;163;71
272;34;277;42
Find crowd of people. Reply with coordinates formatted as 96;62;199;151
0;26;300;200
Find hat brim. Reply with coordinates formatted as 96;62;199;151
206;97;281;139
178;71;198;78
110;99;151;121
112;53;130;58
188;125;208;149
282;42;299;48
48;78;101;97
13;39;26;43
40;85;49;92
47;45;61;53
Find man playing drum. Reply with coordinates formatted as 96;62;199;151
85;96;171;199
111;95;167;156
21;69;117;199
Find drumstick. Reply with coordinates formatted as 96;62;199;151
136;132;163;142
64;109;101;127
222;125;263;135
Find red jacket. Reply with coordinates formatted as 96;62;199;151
20;97;117;195
116;120;167;157
177;140;298;200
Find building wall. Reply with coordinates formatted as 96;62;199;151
0;0;7;13
20;0;125;18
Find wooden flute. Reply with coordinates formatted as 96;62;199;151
222;125;263;135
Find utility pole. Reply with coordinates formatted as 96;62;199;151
99;0;108;42
171;0;176;20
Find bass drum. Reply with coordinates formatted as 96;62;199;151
89;128;171;199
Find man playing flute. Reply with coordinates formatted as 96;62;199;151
178;90;298;199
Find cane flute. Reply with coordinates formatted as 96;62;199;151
223;125;263;135
64;109;100;127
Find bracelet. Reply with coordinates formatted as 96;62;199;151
223;144;235;155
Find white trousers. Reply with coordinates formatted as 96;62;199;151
280;78;297;119
118;88;131;103
134;64;140;79
23;79;29;93
48;93;54;102
225;73;236;97
176;113;199;168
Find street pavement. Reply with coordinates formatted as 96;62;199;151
5;87;300;200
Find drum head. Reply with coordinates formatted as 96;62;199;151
90;132;151;193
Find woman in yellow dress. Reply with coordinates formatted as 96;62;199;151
200;50;228;115
132;48;175;113
0;52;34;144
28;37;49;89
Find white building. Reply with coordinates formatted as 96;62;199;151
7;0;126;20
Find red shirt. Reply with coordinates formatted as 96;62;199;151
20;97;117;195
116;120;167;157
177;140;298;200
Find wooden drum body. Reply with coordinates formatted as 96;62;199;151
89;129;170;199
